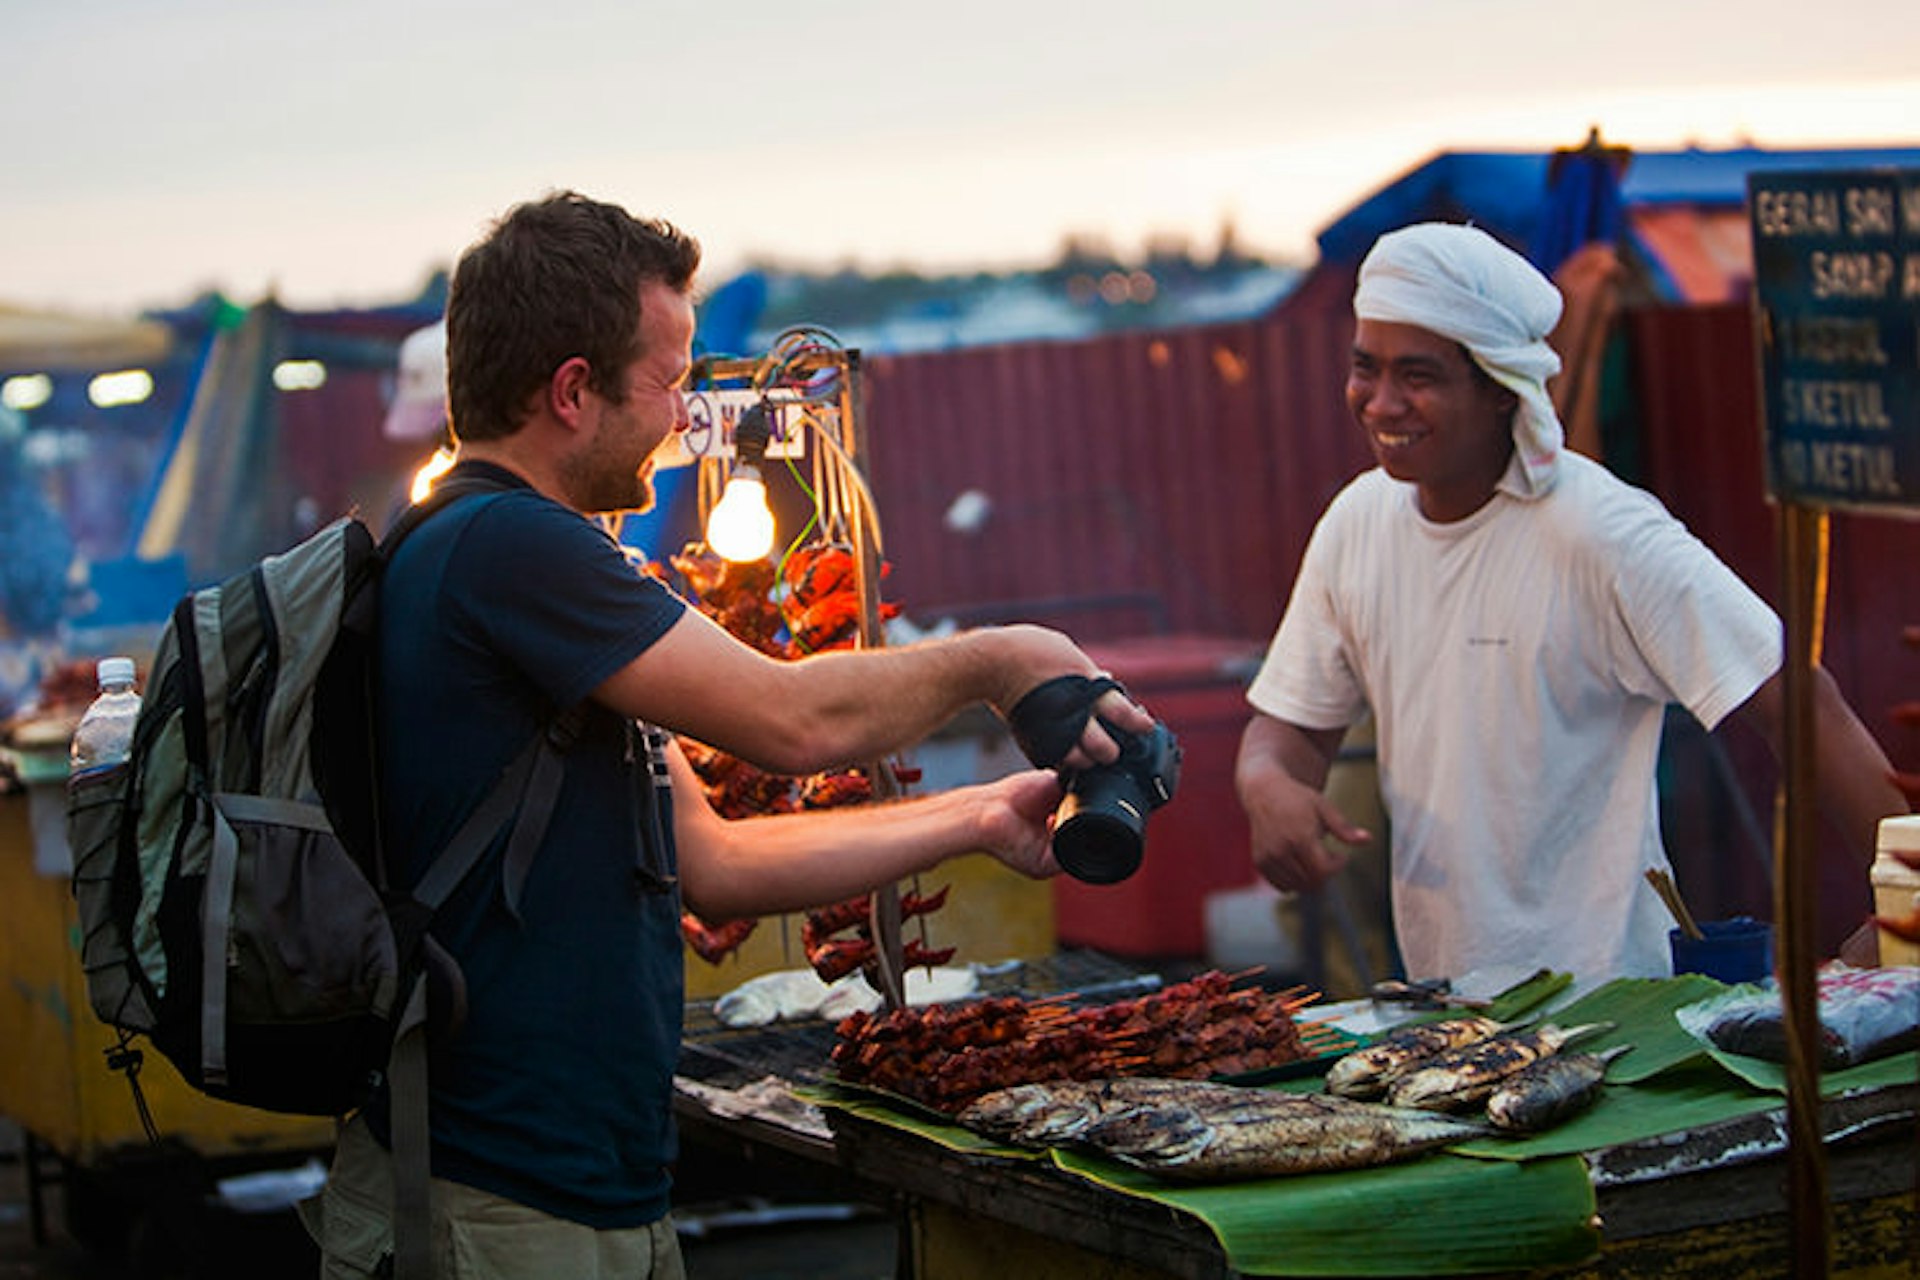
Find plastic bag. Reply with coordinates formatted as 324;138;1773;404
1675;962;1920;1069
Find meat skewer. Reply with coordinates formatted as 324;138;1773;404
831;970;1333;1113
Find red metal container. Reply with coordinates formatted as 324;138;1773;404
1053;635;1266;958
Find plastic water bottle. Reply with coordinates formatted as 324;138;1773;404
69;656;141;782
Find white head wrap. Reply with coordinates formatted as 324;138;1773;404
1353;223;1565;499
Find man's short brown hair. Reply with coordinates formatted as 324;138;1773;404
446;191;700;443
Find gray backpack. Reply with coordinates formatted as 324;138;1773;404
68;476;572;1278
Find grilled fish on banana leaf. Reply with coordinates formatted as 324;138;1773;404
958;1077;1486;1182
1323;1015;1506;1099
1485;1045;1630;1133
1387;1022;1614;1112
957;1077;1203;1147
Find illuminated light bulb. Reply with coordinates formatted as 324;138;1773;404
706;465;775;562
409;447;457;503
705;398;776;562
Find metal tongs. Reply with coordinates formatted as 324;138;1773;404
1368;977;1493;1011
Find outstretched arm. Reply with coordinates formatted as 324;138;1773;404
670;739;1063;922
1235;712;1370;893
1734;666;1910;867
596;610;1150;778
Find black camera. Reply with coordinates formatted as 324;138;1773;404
1051;721;1183;885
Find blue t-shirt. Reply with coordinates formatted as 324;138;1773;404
375;461;688;1227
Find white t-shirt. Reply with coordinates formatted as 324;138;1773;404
1247;453;1780;980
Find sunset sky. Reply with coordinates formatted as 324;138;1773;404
5;0;1917;315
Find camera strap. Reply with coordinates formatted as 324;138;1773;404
1006;674;1128;769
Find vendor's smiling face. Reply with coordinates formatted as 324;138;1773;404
1347;319;1518;523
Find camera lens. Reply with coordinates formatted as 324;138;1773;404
1051;791;1147;885
1047;720;1180;885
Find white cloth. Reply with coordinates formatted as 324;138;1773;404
1247;454;1781;981
1354;223;1565;499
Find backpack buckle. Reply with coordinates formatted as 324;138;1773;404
546;705;588;753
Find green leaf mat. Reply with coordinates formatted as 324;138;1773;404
1051;1147;1597;1278
1702;1041;1920;1093
805;1079;1599;1276
1527;974;1730;1082
795;1081;1037;1159
797;974;1913;1276
1449;976;1920;1160
1451;1058;1785;1161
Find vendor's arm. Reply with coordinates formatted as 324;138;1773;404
1236;712;1371;893
1734;666;1910;863
595;609;1150;777
669;740;1062;920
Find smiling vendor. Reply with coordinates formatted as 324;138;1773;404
1234;222;1908;982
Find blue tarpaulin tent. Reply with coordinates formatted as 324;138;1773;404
1314;143;1920;300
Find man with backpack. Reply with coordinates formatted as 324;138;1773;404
307;191;1151;1279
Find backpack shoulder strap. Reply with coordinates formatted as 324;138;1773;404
379;465;526;558
371;465;564;1280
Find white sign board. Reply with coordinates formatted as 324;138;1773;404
657;387;817;469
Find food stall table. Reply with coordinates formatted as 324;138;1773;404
818;1081;1915;1279
673;968;1920;1278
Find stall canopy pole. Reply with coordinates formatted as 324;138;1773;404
838;350;908;1011
1777;499;1831;1277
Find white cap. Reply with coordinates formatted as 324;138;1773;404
1876;814;1920;855
383;320;448;443
97;656;135;687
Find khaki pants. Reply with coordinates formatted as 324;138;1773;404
303;1117;685;1280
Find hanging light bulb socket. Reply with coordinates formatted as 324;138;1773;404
706;400;777;562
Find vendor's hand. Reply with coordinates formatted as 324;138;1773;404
971;769;1067;880
1245;776;1369;893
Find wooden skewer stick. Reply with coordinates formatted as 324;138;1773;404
1645;868;1705;941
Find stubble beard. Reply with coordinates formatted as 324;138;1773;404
584;469;655;518
563;430;657;516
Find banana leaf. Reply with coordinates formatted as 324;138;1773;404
1052;1147;1597;1277
805;1079;1599;1276
1452;1058;1784;1161
1702;1043;1920;1093
795;1081;1035;1159
1497;974;1919;1094
1442;975;1919;1160
1524;974;1729;1082
799;973;1904;1275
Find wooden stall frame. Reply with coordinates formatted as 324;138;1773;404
676;334;911;1006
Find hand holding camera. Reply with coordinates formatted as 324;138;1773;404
1008;675;1183;885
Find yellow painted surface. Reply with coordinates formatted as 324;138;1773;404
1526;1190;1916;1278
0;791;333;1164
683;852;1056;1000
911;1201;1179;1280
914;1191;1918;1280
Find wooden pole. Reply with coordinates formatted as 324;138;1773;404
835;350;908;1011
1777;499;1831;1276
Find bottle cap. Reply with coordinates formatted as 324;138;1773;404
97;656;136;687
1877;814;1920;853
1877;814;1920;855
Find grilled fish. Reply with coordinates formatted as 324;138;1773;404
957;1077;1204;1147
1386;1021;1614;1112
1075;1087;1487;1182
1485;1045;1630;1134
1323;1015;1506;1099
